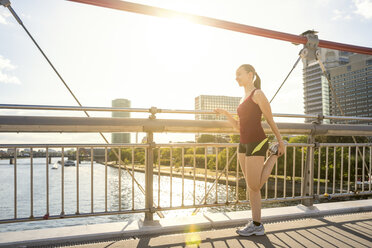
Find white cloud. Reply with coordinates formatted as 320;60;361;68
0;55;21;84
353;0;372;19
332;9;354;20
0;8;10;25
345;14;352;20
0;15;6;25
332;9;343;20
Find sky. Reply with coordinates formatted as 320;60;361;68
0;0;371;144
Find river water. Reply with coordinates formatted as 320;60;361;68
0;157;299;233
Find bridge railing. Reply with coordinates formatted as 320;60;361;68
0;113;372;223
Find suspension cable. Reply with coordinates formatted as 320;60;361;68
270;54;302;103
2;1;164;218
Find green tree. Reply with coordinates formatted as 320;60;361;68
195;147;205;154
217;147;238;171
230;134;240;143
197;134;228;143
134;148;145;164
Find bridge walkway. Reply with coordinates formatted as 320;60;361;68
1;199;371;247
65;211;372;248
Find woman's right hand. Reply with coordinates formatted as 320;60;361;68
215;108;240;130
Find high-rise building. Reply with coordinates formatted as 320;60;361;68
195;95;241;121
111;99;131;143
195;95;241;142
328;54;372;124
302;48;352;123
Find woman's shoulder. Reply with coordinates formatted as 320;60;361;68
252;89;266;103
253;89;265;97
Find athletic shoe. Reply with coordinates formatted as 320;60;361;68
236;221;265;236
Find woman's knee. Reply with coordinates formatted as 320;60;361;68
247;181;260;192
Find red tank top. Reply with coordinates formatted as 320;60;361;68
237;89;266;143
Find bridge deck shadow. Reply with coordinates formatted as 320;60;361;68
63;211;372;248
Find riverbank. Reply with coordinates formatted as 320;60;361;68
107;161;246;186
105;161;308;188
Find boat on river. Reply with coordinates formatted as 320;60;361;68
64;160;75;166
57;160;75;166
52;162;58;169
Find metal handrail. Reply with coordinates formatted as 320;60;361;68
1;116;372;136
0;143;149;148
1;104;372;121
0;143;318;149
1;141;371;225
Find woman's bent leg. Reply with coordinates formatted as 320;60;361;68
245;156;265;223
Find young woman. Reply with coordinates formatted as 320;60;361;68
215;64;285;236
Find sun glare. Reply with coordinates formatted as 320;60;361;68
185;224;201;247
145;16;210;70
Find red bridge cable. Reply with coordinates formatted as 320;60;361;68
67;0;372;56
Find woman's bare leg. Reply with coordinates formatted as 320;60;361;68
238;153;248;186
259;155;278;189
245;156;265;223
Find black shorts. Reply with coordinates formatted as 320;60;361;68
239;138;269;157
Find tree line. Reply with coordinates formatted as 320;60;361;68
108;134;370;182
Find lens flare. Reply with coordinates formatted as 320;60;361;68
185;224;201;247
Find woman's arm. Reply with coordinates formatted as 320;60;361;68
253;90;285;155
214;108;240;130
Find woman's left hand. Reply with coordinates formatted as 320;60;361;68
277;140;285;156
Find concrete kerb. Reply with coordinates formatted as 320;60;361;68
0;199;372;247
